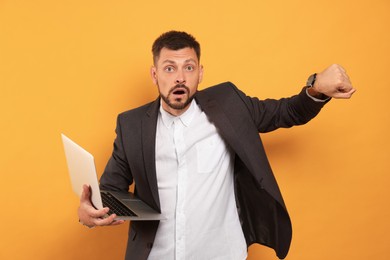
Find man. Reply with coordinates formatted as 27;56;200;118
78;31;355;260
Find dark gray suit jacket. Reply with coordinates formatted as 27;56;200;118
100;82;327;260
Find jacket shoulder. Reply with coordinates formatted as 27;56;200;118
199;81;239;96
197;81;253;113
118;98;159;120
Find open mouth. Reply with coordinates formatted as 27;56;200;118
173;89;186;95
170;85;189;97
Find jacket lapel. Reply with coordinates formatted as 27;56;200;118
141;98;161;211
195;92;250;169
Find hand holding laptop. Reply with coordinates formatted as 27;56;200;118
78;184;125;228
62;133;163;224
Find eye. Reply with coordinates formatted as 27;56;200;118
164;66;175;72
185;65;195;71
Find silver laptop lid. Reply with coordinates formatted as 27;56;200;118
61;133;103;209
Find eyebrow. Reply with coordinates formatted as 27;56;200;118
161;59;198;65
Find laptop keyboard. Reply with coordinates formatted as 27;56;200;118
101;192;137;217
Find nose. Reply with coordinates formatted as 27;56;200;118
175;70;186;85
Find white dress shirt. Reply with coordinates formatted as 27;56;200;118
148;99;247;260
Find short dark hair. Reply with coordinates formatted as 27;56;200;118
152;31;201;64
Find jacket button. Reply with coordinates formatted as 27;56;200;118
147;243;153;249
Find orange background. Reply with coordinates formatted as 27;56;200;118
1;0;389;259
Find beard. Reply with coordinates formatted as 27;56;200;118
159;84;196;110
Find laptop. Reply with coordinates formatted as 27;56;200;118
61;133;164;221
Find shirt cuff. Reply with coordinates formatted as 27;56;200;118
305;88;331;102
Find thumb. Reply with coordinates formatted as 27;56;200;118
80;184;92;203
334;88;357;99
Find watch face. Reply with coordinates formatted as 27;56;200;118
306;73;316;87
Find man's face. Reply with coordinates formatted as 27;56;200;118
151;47;203;116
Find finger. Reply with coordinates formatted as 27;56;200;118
341;72;351;82
110;220;126;226
340;80;354;93
334;88;356;99
94;213;117;226
88;207;110;218
335;64;346;73
346;88;357;96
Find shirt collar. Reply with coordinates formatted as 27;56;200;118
159;99;197;128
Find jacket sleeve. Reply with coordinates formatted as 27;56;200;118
99;115;133;192
228;82;330;133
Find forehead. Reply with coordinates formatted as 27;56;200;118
156;47;199;65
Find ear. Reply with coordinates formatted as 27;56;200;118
198;65;204;84
150;66;158;85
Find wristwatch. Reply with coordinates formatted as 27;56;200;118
305;73;330;100
306;73;317;88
